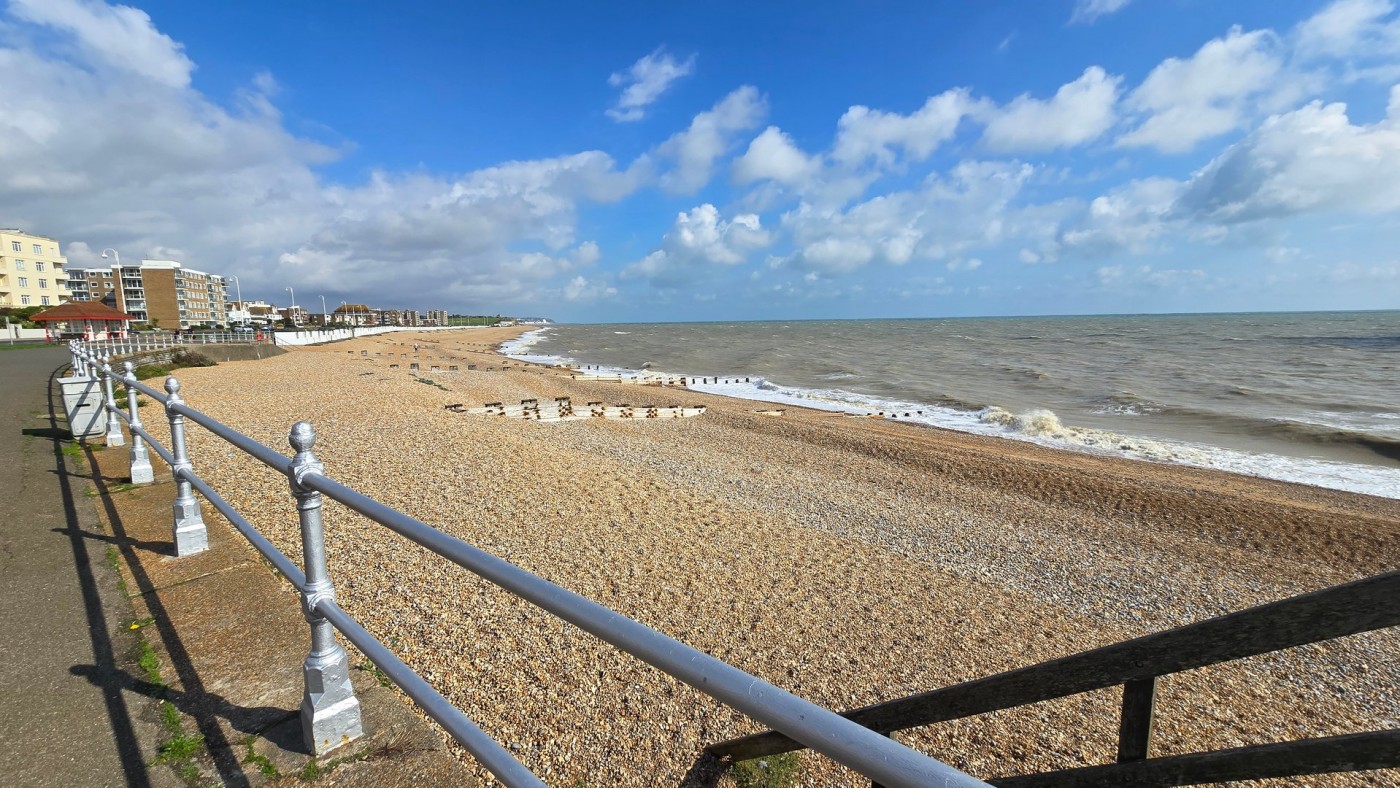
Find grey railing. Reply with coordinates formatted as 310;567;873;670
66;341;990;788
79;332;269;359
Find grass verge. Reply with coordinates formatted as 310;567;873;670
131;622;206;783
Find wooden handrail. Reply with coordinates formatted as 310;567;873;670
709;571;1400;761
988;729;1400;787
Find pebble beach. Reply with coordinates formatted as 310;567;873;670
163;327;1399;787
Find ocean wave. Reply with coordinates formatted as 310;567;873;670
1090;391;1165;416
678;381;1400;499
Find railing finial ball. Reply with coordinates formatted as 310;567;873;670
123;360;135;375
290;421;316;453
165;376;181;395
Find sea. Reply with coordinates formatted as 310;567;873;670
499;312;1400;500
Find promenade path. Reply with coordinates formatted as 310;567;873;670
0;344;168;787
0;342;475;786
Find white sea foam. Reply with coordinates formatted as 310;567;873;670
496;334;1400;500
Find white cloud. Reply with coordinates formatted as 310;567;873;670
782;160;1044;274
563;275;618;302
831;89;979;168
1117;26;1285;153
8;0;194;88
1070;0;1132;25
623;204;772;284
981;66;1121;152
1296;0;1400;60
657;86;766;193
1058;177;1181;255
733;126;822;185
0;3;648;311
1173;94;1400;223
606;47;696;122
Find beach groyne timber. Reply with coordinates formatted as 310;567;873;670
86;328;1400;786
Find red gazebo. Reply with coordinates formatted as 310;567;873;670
29;301;136;342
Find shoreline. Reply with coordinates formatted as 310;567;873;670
169;327;1399;786
500;326;1400;501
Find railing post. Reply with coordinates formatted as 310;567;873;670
288;421;363;755
100;356;125;447
123;361;155;485
1117;676;1157;762
163;377;207;556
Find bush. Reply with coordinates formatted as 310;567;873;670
172;350;216;368
134;364;171;381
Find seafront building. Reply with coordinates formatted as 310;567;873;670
68;259;229;330
0;229;69;308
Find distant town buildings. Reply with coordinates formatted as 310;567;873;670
0;229;69;308
4;231;496;331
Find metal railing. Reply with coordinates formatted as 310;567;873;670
78;332;270;359
66;340;990;788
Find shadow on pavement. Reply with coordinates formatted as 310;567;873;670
38;362;152;788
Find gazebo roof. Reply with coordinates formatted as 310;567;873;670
29;301;136;323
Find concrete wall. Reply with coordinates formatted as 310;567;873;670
272;325;472;346
115;343;287;369
4;325;48;341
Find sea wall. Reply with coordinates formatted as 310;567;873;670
272;325;472;347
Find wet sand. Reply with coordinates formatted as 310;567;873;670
166;327;1400;786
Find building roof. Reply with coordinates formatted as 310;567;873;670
29;301;136;323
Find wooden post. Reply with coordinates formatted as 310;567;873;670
1117;677;1157;762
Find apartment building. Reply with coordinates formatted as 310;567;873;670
65;266;117;304
69;259;229;329
0;229;69;308
427;309;449;326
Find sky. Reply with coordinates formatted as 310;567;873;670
3;0;1400;322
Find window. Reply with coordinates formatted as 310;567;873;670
9;241;19;252
14;260;24;271
19;295;29;305
35;261;44;271
40;296;50;305
39;278;47;289
33;244;42;254
17;276;27;287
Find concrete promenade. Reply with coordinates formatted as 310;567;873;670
0;344;169;786
0;344;474;786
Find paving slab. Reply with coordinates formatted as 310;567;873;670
84;376;476;786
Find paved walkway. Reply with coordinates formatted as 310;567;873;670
0;344;474;786
0;345;167;786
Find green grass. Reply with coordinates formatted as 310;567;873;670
0;342;52;352
59;440;88;471
357;660;393;688
731;752;804;788
135;630;207;784
413;377;449;391
242;738;279;777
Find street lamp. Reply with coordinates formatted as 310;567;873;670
285;286;297;326
100;248;120;266
228;275;245;327
319;295;328;328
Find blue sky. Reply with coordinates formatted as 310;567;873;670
3;0;1399;321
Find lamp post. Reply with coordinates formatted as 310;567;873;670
100;249;124;336
319;295;328;328
285;286;297;327
227;275;245;327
